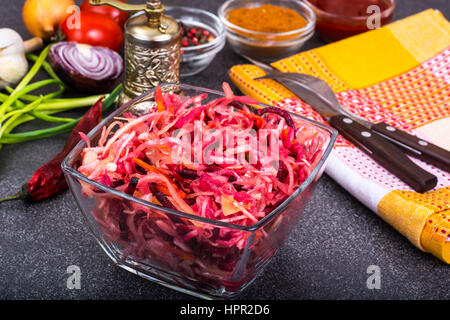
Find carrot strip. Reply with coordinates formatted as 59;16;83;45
155;86;165;112
132;158;186;199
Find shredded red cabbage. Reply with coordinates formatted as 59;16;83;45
78;83;327;293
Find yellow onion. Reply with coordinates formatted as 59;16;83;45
23;0;75;40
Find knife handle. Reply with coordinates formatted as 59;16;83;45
371;122;450;173
329;115;437;193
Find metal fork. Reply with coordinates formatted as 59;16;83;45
243;55;450;174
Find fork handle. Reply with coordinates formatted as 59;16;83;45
371;122;450;173
329;115;437;193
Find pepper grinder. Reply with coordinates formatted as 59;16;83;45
89;0;181;103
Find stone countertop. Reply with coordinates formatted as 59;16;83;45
0;0;449;300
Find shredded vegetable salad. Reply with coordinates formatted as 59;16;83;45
77;83;327;292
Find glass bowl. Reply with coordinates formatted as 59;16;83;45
62;84;337;299
304;0;395;42
164;6;226;77
218;0;316;62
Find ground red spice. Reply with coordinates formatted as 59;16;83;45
227;4;308;33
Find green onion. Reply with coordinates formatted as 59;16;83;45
0;45;50;118
0;97;44;138
30;111;74;123
0;41;123;151
0;84;122;144
26;53;65;87
35;95;104;111
5;85;65;102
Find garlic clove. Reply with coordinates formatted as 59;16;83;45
0;55;29;87
0;28;29;88
0;28;25;55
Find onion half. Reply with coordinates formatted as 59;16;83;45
49;42;123;93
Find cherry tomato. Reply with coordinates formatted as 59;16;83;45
80;0;128;28
60;11;124;52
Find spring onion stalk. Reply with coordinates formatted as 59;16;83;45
0;78;58;115
0;97;44;138
0;45;50;118
5;85;65;102
3;97;73;123
7;79;59;101
0;84;122;145
0;93;10;103
30;111;74;123
35;95;104;111
3;109;73;135
26;53;65;87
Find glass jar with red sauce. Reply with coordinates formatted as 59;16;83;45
304;0;395;42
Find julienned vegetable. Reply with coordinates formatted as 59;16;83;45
0;44;122;150
74;83;327;292
0;28;43;89
22;0;75;40
49;42;124;94
60;11;124;52
78;82;317;225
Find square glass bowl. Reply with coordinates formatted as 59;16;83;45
62;84;337;299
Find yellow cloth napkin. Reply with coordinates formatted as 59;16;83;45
229;9;450;263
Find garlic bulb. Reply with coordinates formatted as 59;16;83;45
0;28;29;89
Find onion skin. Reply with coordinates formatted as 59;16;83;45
23;0;75;40
48;42;124;94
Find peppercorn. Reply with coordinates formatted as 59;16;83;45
179;22;216;48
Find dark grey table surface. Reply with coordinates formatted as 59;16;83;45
0;0;449;300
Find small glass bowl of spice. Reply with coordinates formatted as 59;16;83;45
165;6;226;77
218;0;316;61
304;0;395;42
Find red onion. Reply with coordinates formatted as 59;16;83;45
49;42;123;93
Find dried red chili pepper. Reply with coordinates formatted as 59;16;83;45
0;97;104;204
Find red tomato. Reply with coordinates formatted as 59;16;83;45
60;11;124;52
80;0;128;28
